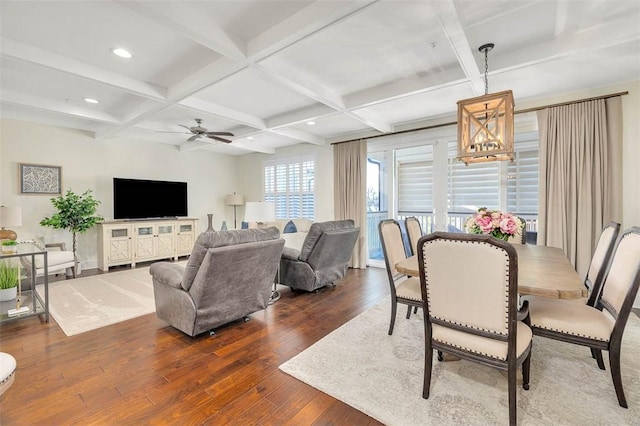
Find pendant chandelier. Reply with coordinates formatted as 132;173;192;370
457;43;514;165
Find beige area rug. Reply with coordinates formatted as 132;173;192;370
35;264;177;337
279;298;640;425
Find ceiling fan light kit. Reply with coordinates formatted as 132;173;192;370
457;43;515;165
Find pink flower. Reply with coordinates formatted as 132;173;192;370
500;217;517;234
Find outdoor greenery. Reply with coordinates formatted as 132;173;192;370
40;189;104;267
0;260;20;290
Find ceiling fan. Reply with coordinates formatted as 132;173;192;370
157;119;234;143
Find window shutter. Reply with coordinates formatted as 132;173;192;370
447;151;500;212
264;157;315;220
398;161;433;214
507;149;539;214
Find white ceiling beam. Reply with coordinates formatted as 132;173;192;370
0;37;166;100
431;1;484;96
270;128;324;145
247;0;379;60
1;91;121;124
178;97;266;130
115;1;246;61
267;105;336;129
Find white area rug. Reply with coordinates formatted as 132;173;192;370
36;265;163;336
279;298;640;425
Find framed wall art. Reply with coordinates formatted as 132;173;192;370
19;163;62;195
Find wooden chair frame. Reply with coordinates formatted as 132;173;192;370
417;232;531;426
531;227;640;408
378;219;422;335
404;216;423;256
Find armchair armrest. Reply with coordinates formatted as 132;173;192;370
45;242;67;251
281;247;301;261
149;262;185;289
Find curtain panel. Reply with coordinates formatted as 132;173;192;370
537;97;622;278
333;139;368;269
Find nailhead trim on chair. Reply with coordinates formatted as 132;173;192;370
422;239;511;335
531;325;610;342
433;338;507;361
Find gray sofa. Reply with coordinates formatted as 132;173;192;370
279;220;360;292
150;227;285;336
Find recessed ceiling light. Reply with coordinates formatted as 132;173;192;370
83;98;99;104
306;121;316;125
111;47;132;59
247;136;254;140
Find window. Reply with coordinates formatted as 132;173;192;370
264;156;315;220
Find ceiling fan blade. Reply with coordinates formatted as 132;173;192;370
187;134;200;142
156;130;192;134
206;131;234;137
179;124;194;132
207;135;232;143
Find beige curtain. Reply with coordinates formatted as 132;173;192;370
334;139;367;269
537;97;622;279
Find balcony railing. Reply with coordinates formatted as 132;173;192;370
367;211;538;261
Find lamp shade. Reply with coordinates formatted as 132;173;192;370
0;206;22;227
244;202;275;223
225;193;244;206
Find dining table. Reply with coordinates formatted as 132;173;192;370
394;244;587;299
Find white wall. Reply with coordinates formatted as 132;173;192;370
236;143;335;222
0;118;240;269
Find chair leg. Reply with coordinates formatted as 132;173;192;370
422;342;433;399
594;349;606;370
508;363;517;426
406;304;412;319
414;306;418;314
609;348;628;408
522;352;531;390
388;299;397;335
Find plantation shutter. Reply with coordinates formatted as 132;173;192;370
398;161;433;214
264;157;315;220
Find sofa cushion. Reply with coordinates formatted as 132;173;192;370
283;220;297;233
181;227;280;291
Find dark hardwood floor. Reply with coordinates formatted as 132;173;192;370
0;265;389;425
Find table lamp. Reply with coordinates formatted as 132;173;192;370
243;201;275;228
0;206;22;241
225;193;244;229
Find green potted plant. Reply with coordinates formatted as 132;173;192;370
1;239;18;254
40;189;104;274
0;259;20;301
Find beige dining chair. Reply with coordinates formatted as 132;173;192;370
528;227;640;408
378;219;422;335
417;231;532;426
404;216;423;256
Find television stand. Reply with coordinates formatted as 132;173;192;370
124;217;178;222
97;218;198;271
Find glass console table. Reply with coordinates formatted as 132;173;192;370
0;243;49;323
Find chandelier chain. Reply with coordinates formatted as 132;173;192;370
484;47;489;95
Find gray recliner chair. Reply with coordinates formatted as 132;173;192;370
150;227;285;336
279;220;360;292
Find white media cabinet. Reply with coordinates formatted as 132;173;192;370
98;218;198;271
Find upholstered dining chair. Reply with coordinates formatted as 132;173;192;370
508;216;527;244
528;227;640;408
404;216;423;256
417;232;532;426
378;219;422;335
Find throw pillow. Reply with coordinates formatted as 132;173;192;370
283;220;297;234
241;221;249;229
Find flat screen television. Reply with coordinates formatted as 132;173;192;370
113;178;188;220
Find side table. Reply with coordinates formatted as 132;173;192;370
0;243;49;323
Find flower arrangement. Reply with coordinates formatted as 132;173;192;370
464;208;523;241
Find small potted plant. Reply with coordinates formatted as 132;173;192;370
1;239;18;254
0;259;20;301
40;189;104;275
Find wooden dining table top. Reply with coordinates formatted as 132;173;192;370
394;244;587;299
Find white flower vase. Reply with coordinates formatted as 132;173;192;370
0;286;17;302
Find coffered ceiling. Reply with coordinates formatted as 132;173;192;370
1;0;639;155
